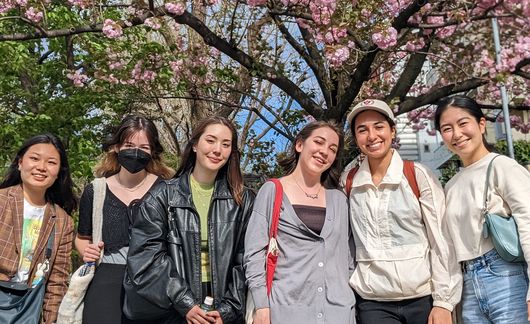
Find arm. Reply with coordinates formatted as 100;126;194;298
127;182;196;317
75;184;103;263
243;182;276;311
492;158;530;302
42;213;74;323
415;164;462;313
215;189;256;322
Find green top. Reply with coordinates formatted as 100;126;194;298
190;175;214;283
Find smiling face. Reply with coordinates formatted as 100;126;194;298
295;126;339;177
18;143;61;195
438;106;488;166
193;123;233;175
353;110;395;161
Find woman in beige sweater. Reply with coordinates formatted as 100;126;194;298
435;95;530;323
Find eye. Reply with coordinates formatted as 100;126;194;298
48;160;58;165
206;139;214;144
222;143;231;148
29;156;39;161
459;121;468;127
441;127;451;133
330;147;337;154
314;139;323;145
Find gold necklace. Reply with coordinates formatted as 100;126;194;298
294;179;321;200
116;174;148;192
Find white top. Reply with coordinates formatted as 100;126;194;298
444;152;530;300
14;199;46;283
342;152;462;311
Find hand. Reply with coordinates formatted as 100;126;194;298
428;306;452;324
206;311;223;324
186;305;216;324
82;241;104;263
527;301;530;321
253;308;270;324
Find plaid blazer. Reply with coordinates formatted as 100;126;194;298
0;185;74;324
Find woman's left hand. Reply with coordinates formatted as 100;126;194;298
428;306;452;324
527;302;530;321
206;311;223;324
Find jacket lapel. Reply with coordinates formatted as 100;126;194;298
28;205;56;281
9;185;25;257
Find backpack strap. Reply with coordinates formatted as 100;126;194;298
403;160;420;200
345;166;359;198
345;160;420;200
91;177;106;265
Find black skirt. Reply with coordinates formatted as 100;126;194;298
82;263;175;324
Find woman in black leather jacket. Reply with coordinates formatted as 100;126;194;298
127;116;255;324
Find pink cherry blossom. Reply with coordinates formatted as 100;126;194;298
102;19;123;38
165;2;185;15
24;7;43;23
325;45;350;68
372;27;397;50
66;70;89;87
144;17;161;30
247;0;267;7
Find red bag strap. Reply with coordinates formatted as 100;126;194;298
345;166;359;198
403;160;420;200
345;160;420;200
268;178;283;239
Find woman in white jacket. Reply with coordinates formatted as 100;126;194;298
344;99;461;324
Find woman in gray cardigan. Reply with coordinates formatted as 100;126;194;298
244;121;356;324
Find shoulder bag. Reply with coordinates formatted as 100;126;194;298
0;221;55;324
482;155;524;263
122;190;186;320
245;178;283;324
57;177;106;324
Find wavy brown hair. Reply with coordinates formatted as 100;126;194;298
94;115;175;179
176;116;244;205
279;121;345;189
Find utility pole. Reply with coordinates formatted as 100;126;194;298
491;17;515;158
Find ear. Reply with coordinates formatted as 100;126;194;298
391;126;397;139
192;143;197;153
295;139;303;153
478;117;486;134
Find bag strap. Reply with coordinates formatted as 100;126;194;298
345;160;420;200
268;179;283;240
92;177;106;264
403;160;420;199
482;155;501;215
45;221;55;260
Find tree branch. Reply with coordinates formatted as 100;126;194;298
397;78;489;114
386;40;431;101
171;10;323;118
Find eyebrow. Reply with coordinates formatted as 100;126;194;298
440;117;471;128
204;134;231;142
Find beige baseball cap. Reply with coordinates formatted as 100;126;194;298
346;99;395;127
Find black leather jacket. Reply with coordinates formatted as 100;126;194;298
127;171;255;323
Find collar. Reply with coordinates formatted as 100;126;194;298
171;169;232;208
352;151;404;187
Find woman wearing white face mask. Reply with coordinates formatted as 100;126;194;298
75;115;174;324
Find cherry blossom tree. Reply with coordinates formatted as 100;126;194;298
1;0;529;170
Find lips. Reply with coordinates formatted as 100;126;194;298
207;156;223;164
32;173;47;181
452;138;470;149
366;141;383;150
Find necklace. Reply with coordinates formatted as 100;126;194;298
294;178;321;200
116;174;148;192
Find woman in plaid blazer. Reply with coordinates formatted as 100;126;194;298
0;134;77;323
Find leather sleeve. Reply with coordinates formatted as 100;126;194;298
127;182;196;317
217;188;256;322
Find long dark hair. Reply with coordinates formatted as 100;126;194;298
0;134;78;214
434;95;491;150
95;115;174;179
279;121;344;188
176;116;244;205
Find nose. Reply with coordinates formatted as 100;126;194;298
36;160;47;171
367;128;377;141
212;142;221;155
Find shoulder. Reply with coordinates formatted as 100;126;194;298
242;187;256;201
326;188;347;202
53;205;74;229
412;162;439;184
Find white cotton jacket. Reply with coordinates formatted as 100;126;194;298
444;153;530;301
342;152;462;311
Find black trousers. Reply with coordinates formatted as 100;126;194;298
356;294;433;324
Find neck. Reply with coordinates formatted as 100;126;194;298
462;146;490;167
191;165;217;185
116;168;148;188
22;185;47;207
367;149;393;177
290;166;321;188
